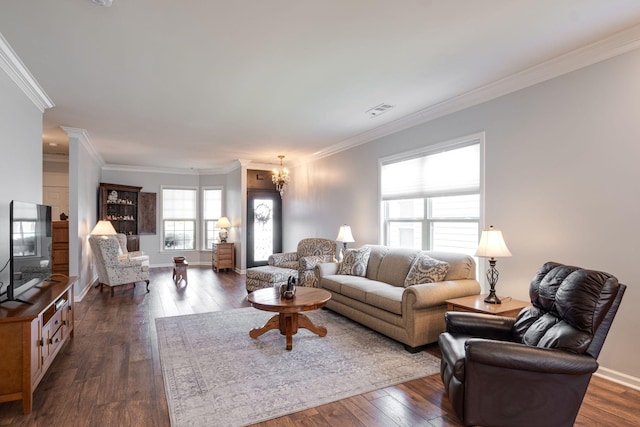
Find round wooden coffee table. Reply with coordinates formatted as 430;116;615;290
247;287;331;350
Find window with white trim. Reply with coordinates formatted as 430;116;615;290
203;187;222;250
162;187;197;250
380;138;481;256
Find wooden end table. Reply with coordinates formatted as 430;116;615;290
247;287;331;350
445;294;530;318
172;260;188;285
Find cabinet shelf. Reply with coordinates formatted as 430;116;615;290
99;183;157;251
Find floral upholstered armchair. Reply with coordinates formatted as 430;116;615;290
268;238;336;287
88;234;150;296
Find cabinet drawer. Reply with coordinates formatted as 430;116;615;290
46;324;64;359
41;309;63;358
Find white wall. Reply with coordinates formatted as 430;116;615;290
67;129;102;298
286;47;640;381
0;66;44;292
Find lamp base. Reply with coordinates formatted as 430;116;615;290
218;229;228;243
484;291;502;304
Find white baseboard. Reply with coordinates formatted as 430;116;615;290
74;276;97;302
595;367;640;391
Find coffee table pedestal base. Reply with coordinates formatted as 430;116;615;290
249;313;327;350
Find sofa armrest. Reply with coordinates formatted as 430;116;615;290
316;262;339;278
127;250;144;258
299;255;331;271
112;258;143;268
268;252;298;266
403;279;481;310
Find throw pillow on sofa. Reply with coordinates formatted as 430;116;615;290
337;247;371;276
404;254;449;287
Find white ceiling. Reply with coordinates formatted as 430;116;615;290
2;1;640;171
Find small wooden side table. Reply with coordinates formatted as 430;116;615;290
445;294;530;318
172;260;188;285
212;242;235;272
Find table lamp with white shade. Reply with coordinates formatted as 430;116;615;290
215;217;232;243
475;225;512;304
90;220;117;236
335;225;355;261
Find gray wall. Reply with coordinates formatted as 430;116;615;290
226;165;243;271
100;168;236;267
0;66;44;291
286;47;640;382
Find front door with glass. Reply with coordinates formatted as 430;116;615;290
247;190;282;268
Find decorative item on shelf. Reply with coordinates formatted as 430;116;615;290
215;216;232;242
475;225;512;304
90;220;117;239
280;276;296;299
59;212;68;220
108;190;118;202
271;155;290;198
335;224;355;261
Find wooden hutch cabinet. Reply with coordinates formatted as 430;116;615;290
98;183;156;251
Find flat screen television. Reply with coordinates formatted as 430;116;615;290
0;200;53;304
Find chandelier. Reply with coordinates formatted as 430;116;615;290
271;155;290;198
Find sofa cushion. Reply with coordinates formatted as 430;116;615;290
340;279;392;303
404;254;449;287
337;247;371;276
366;287;404;315
376;247;419;287
424;251;475;280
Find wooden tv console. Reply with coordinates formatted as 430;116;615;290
0;276;77;414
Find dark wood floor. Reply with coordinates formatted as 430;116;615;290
1;266;639;426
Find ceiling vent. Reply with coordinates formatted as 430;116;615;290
366;103;394;118
91;0;113;6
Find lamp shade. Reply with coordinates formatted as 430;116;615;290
91;220;117;235
475;226;512;258
335;225;355;243
215;216;231;229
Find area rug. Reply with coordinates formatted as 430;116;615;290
156;307;440;427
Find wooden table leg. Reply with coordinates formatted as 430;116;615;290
249;312;328;351
249;314;280;339
297;313;327;337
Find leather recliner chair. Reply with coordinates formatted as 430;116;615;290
439;261;626;427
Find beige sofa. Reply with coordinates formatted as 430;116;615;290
316;245;480;351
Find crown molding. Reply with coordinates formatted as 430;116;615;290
102;160;243;176
102;163;200;175
0;32;54;112
62;126;105;167
306;23;640;164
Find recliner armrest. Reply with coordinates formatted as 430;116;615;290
466;338;599;375
445;312;515;340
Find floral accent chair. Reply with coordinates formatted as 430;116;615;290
88;234;150;296
269;238;336;287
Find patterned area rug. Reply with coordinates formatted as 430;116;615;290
156;307;440;427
